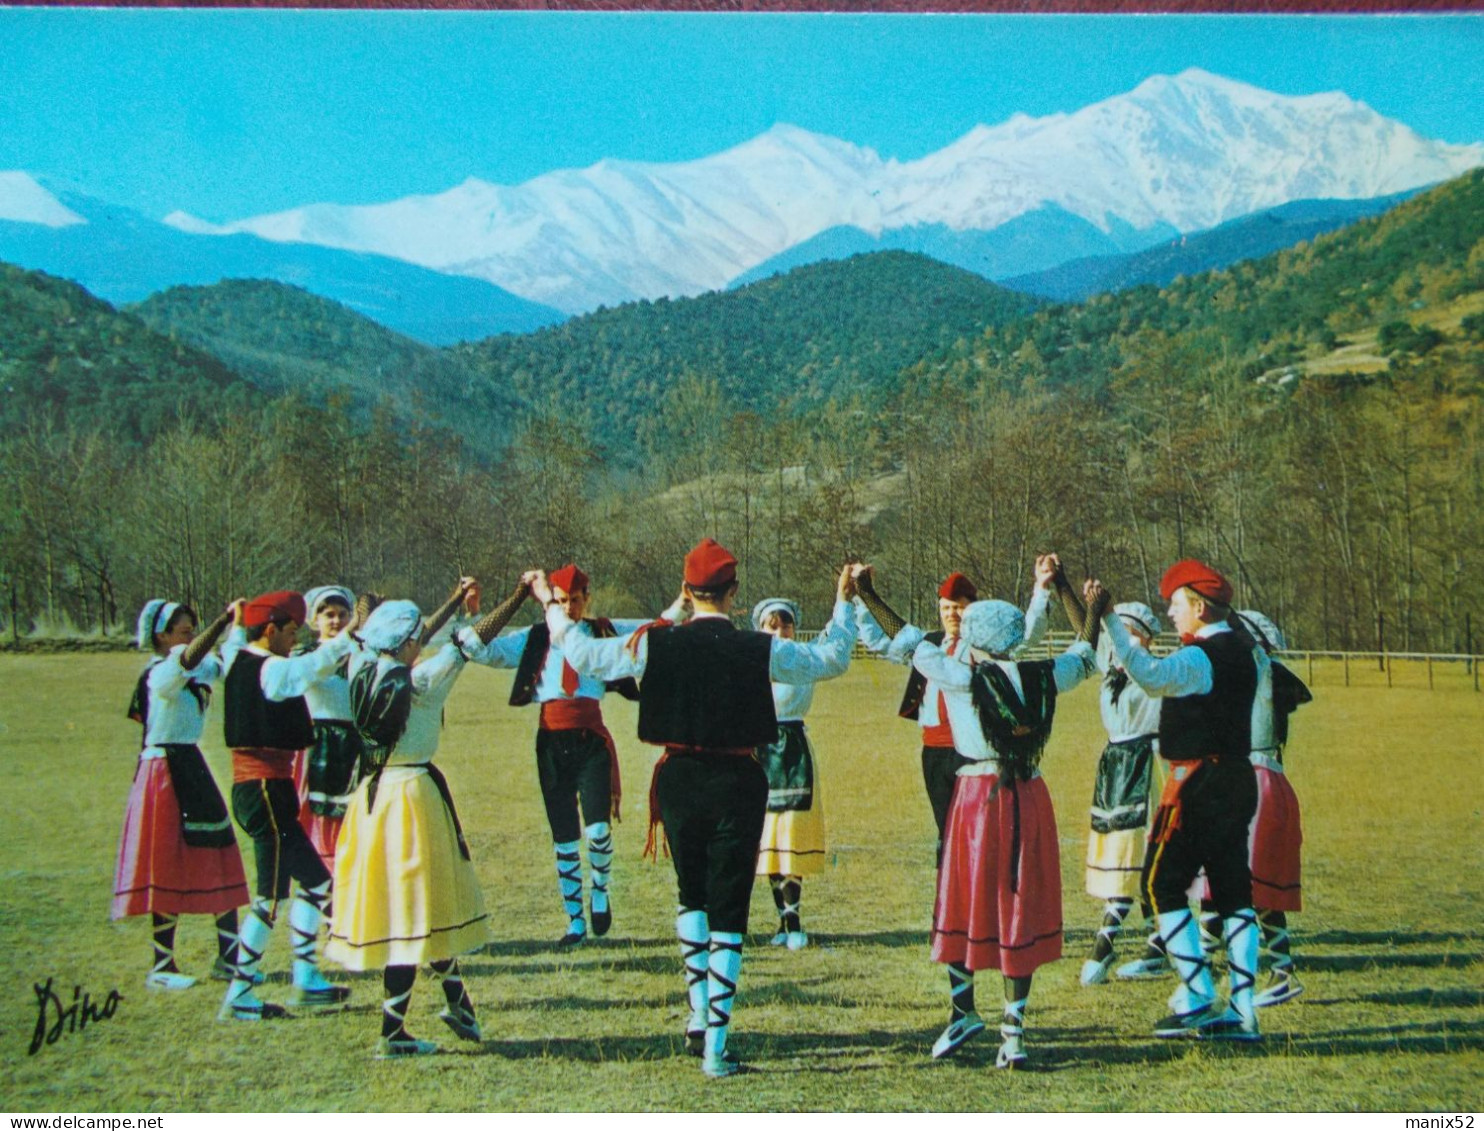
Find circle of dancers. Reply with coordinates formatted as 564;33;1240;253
111;538;1310;1075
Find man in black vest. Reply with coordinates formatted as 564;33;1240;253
1091;560;1265;1041
217;590;359;1022
533;539;858;1079
460;567;683;945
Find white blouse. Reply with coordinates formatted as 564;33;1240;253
139;646;222;751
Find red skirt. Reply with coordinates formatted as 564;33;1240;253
1249;765;1303;912
111;755;249;918
930;773;1063;977
292;749;343;876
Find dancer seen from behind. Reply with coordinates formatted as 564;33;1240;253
750;594;856;950
1089;560;1265;1041
537;541;860;1079
459;566;685;946
326;579;528;1058
853;561;1105;1069
113;600;248;990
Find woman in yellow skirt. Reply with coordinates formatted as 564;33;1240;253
326;582;526;1058
1080;601;1170;985
751;597;856;950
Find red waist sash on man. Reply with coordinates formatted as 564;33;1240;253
540;696;622;823
231;746;297;784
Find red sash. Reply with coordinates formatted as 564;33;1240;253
540;698;622;823
643;743;755;861
1149;758;1208;844
231;746;296;784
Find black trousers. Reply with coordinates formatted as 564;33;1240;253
231;778;332;900
535;728;613;843
1142;756;1258;918
921;744;963;858
656;751;768;934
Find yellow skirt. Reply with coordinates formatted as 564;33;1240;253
325;765;489;970
1084;755;1167;899
756;760;827;877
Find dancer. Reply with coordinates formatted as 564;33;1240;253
216;590;360;1021
113;600;248;989
326;581;527;1058
855;562;1052;860
292;586;361;877
538;541;859;1078
854;562;1103;1068
751;595;857;950
459;566;685;945
1075;593;1169;986
1234;609;1312;1007
1090;560;1265;1040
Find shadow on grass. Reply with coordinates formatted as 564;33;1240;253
1302;930;1481;947
797;930;931;949
1305;987;1483;1009
1295;951;1481;973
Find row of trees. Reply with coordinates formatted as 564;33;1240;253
4;320;1478;656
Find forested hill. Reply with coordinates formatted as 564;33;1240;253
130;279;521;455
0;262;258;443
451;251;1041;460
957;168;1484;391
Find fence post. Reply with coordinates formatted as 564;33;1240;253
1307;652;1314;687
1343;653;1350;687
1426;654;1433;691
1385;653;1392;689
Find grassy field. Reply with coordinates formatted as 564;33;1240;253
0;653;1479;1112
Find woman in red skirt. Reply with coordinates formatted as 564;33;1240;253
854;567;1104;1068
1235;609;1312;1007
292;585;361;876
113;599;250;989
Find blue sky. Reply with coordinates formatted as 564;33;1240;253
2;11;1480;222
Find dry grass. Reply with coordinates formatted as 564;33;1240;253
0;653;1479;1112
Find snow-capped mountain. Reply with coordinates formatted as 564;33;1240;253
0;172;85;228
72;70;1484;313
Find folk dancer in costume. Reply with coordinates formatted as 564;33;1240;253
291;586;361;877
1233;609;1312;1007
113;600;249;990
326;582;527;1058
535;540;860;1079
1065;582;1171;986
855;564;1051;862
853;563;1104;1068
751;595;856;951
216;590;359;1021
293;584;471;913
459;565;685;945
1090;560;1265;1040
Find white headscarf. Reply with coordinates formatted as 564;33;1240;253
136;600;182;650
960;599;1026;656
304;585;355;618
1115;601;1162;639
751;597;801;632
359;600;424;655
1236;609;1285;653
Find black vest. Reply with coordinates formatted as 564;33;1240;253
224;649;315;751
1158;630;1257;760
637;618;777;749
508;619;640;707
897;630;947;720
